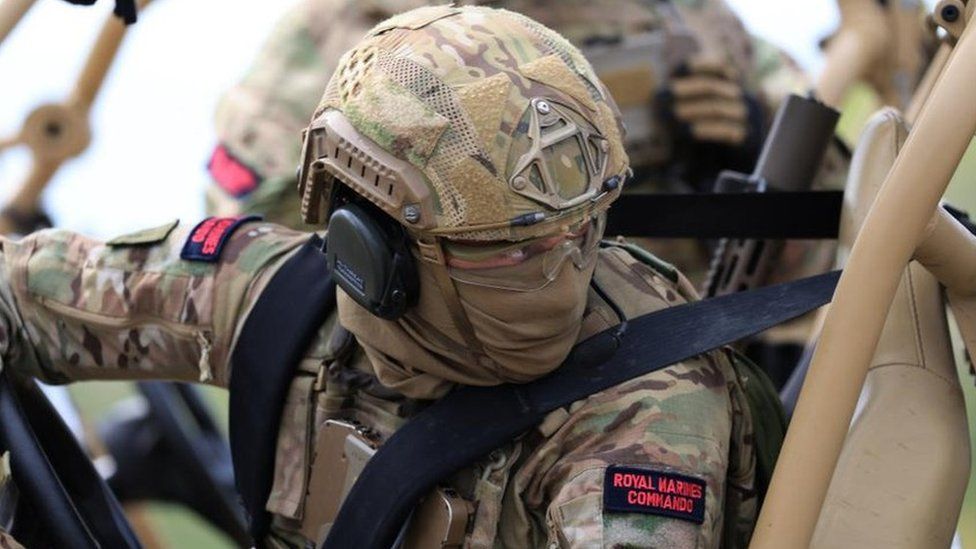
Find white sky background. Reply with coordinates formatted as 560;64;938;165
0;0;934;239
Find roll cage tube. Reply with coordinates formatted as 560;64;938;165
0;0;149;234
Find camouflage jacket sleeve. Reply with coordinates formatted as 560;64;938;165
515;356;741;548
0;220;307;386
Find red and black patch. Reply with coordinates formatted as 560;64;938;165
208;144;260;197
181;216;261;263
603;466;706;524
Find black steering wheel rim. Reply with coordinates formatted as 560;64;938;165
0;372;141;548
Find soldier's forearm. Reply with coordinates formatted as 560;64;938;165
0;228;214;384
0;221;311;387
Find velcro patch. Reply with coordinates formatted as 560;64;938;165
208;144;260;197
107;219;179;247
603;466;706;524
181;216;261;263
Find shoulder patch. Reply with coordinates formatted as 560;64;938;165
208;144;260;197
181;216;261;263
604;466;706;524
106;219;180;247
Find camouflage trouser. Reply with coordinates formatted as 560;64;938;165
0;453;24;549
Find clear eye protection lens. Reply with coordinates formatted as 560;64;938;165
444;213;605;291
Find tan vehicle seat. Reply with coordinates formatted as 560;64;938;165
811;108;970;548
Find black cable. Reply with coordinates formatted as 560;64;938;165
590;278;628;343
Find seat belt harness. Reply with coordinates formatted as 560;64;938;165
229;235;335;541
324;270;841;548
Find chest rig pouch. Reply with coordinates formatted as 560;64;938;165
230;234;477;547
300;417;475;548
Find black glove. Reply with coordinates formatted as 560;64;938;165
658;59;764;192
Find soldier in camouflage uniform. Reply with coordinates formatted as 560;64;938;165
0;6;779;547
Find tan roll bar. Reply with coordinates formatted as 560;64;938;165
915;207;976;296
816;0;890;107
751;5;976;547
905;42;952;122
0;0;150;234
0;0;35;47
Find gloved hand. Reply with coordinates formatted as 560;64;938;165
670;58;754;147
659;58;763;191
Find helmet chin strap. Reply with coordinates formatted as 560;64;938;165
415;236;490;365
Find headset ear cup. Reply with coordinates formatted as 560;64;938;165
390;246;419;311
326;203;418;320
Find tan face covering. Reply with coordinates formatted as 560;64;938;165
338;225;600;400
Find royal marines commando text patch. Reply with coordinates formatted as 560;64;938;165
603;466;706;524
181;216;261;262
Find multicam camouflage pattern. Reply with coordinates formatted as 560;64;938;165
0;454;21;549
0;531;24;549
307;5;628;241
0;4;772;546
0;220;759;548
447;243;757;548
0;220;307;386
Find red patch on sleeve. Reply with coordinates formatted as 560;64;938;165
208;144;259;197
181;216;261;262
603;466;706;524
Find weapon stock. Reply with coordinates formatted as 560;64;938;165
704;94;840;298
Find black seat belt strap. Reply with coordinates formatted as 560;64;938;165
229;235;335;541
324;270;841;549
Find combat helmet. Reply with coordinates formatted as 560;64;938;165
297;4;629;243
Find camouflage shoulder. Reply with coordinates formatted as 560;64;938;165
106;219;180;247
725;349;785;502
600;238;678;283
206;173;306;230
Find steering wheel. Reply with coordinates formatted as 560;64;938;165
0;373;141;548
100;382;250;547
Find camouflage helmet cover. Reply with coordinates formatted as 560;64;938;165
298;5;629;241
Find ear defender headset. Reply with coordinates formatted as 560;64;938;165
325;185;420;321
